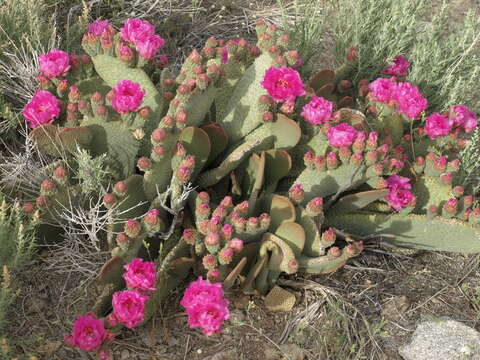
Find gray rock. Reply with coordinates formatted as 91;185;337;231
399;318;480;360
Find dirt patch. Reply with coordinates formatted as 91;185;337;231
5;247;480;360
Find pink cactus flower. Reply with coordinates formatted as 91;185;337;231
368;77;397;104
386;175;412;191
136;34;165;59
450;105;478;133
120;19;155;44
88;19;111;36
23;90;61;128
180;277;225;309
64;313;113;352
260;66;305;102
38;49;71;78
112;290;149;329
111;80;145;114
381;56;410;76
385;175;415;211
185;300;230;336
301;96;334;125
327;123;357;148
123;258;157;293
424;113;453;139
181;277;229;336
393;81;428;120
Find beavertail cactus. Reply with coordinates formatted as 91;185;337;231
24;17;480;354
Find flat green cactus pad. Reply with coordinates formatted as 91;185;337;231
326;212;480;253
81;117;141;178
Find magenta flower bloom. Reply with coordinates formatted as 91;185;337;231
260;66;306;102
181;277;230;336
381;56;410;76
136;34;165;59
185;301;230;336
386;175;412;191
385;175;415;211
221;47;228;64
123;258;157;293
451;105;478;133
64;313;113;352
327;123;357;148
180;277;224;309
393;81;428;120
424;113;453;139
112;290;149;329
301;96;334;125
23;90;61;128
39;49;71;78
87;19;111;36
111;80;145;114
120;19;155;44
368;77;397;104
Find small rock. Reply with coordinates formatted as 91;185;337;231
382;295;410;321
280;344;305;360
264;286;296;312
167;337;178;347
229;309;246;325
121;349;130;360
399;318;480;360
206;349;237;360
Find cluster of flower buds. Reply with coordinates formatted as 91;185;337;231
182;192;271;281
300;129;404;192
35;164;69;209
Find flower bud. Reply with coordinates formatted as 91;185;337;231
315;155;326;170
202;254;217;270
219;247;234;265
321;228;336;245
246;217;259;233
182;229;197;245
439;172;453;185
326;152;339;169
137;157;152;171
124;219;141;238
463;195;474;208
151;128;167;144
328;246;341;257
434;156;447;172
229;238;244;253
221;224;234;241
289;184;305;202
36;196;47;207
114;181;127;196
151;146;165;162
144;209;160;227
442;198;458;216
116;233;129;248
41;179;56;195
307;197;323;216
220;196;233;209
207;268;221;282
208;216;222;233
259;213;270;230
23;202;34;214
103;193;116;208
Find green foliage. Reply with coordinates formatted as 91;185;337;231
0;195;38;332
283;0;480;114
0;0;58;108
74;148;111;194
